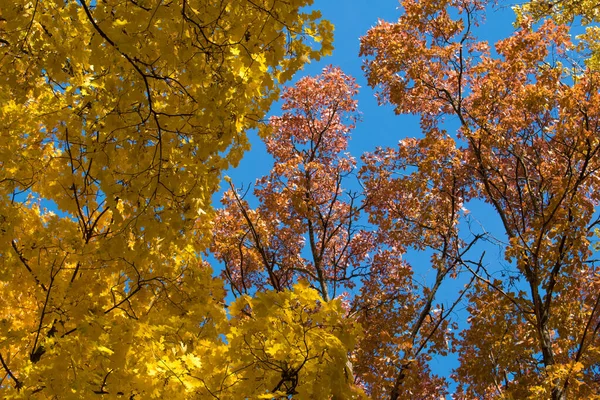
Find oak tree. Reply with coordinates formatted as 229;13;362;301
361;0;600;398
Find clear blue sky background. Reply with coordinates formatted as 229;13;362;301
217;1;519;395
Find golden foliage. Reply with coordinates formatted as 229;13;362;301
0;0;339;397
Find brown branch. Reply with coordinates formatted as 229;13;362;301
92;369;113;394
460;258;536;325
0;352;22;390
227;181;282;291
30;270;55;363
11;240;47;291
78;0;155;124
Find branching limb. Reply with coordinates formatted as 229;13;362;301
0;353;22;390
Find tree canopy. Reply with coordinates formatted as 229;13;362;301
1;0;599;399
0;0;336;397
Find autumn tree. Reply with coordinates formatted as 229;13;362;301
0;0;337;398
212;66;367;300
212;66;461;398
360;0;600;398
211;67;369;396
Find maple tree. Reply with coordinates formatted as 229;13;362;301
212;66;365;302
0;0;339;398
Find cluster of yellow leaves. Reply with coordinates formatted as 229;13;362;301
514;0;600;25
224;281;365;399
0;0;341;398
